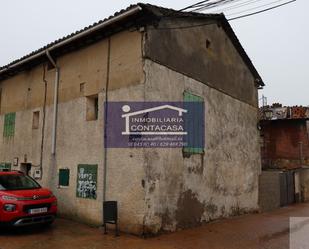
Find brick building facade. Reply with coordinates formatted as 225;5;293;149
260;105;309;169
259;104;309;211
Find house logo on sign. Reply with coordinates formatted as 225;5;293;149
121;104;188;136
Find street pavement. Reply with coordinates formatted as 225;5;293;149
1;203;309;249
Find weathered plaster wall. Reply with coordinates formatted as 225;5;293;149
43;84;147;231
0;108;42;167
103;84;147;234
142;60;261;233
0;23;261;235
0;30;146;233
300;169;309;202
0;30;143;114
144;19;258;107
0;64;48;113
40;96;104;225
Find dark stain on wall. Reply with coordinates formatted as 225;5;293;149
148;182;156;193
187;155;204;175
175;190;204;229
205;202;218;217
220;205;226;215
145;18;257;107
161;208;174;229
230;204;248;216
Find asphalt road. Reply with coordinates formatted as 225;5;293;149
1;203;309;249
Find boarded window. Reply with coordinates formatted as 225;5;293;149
86;95;98;121
59;169;70;187
3;113;16;138
76;164;97;199
32;111;40;129
183;91;204;154
0;163;11;171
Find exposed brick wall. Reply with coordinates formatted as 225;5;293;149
260;119;309;169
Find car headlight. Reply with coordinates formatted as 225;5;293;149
3;204;16;212
2;195;17;201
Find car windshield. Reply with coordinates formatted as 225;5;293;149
0;174;41;190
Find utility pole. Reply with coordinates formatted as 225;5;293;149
262;95;267;108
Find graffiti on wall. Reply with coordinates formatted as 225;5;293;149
260;104;309;120
76;164;97;199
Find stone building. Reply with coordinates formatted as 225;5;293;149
0;4;263;234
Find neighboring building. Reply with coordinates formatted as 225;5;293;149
0;4;263;234
260;104;309;169
259;104;309;211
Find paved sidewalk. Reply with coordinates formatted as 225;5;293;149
1;203;309;249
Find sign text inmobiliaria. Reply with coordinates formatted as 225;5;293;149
105;101;204;149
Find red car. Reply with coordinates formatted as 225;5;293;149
0;170;57;227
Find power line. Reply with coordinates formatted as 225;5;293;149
227;0;288;17
194;0;238;12
181;0;238;12
151;0;296;30
181;0;294;15
228;0;296;20
179;0;211;11
208;0;264;13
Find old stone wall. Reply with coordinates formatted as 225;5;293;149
142;60;261;233
144;19;258;107
0;20;262;235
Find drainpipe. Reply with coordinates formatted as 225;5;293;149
103;37;111;203
46;50;59;155
39;65;48;179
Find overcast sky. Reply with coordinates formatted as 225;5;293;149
0;0;306;106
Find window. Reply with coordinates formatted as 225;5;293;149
32;111;40;129
80;83;85;95
0;174;40;190
86;95;99;121
59;169;70;187
3;113;16;138
0;163;11;171
21;163;31;176
183;91;204;155
206;39;211;49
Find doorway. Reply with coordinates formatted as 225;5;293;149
20;163;32;176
